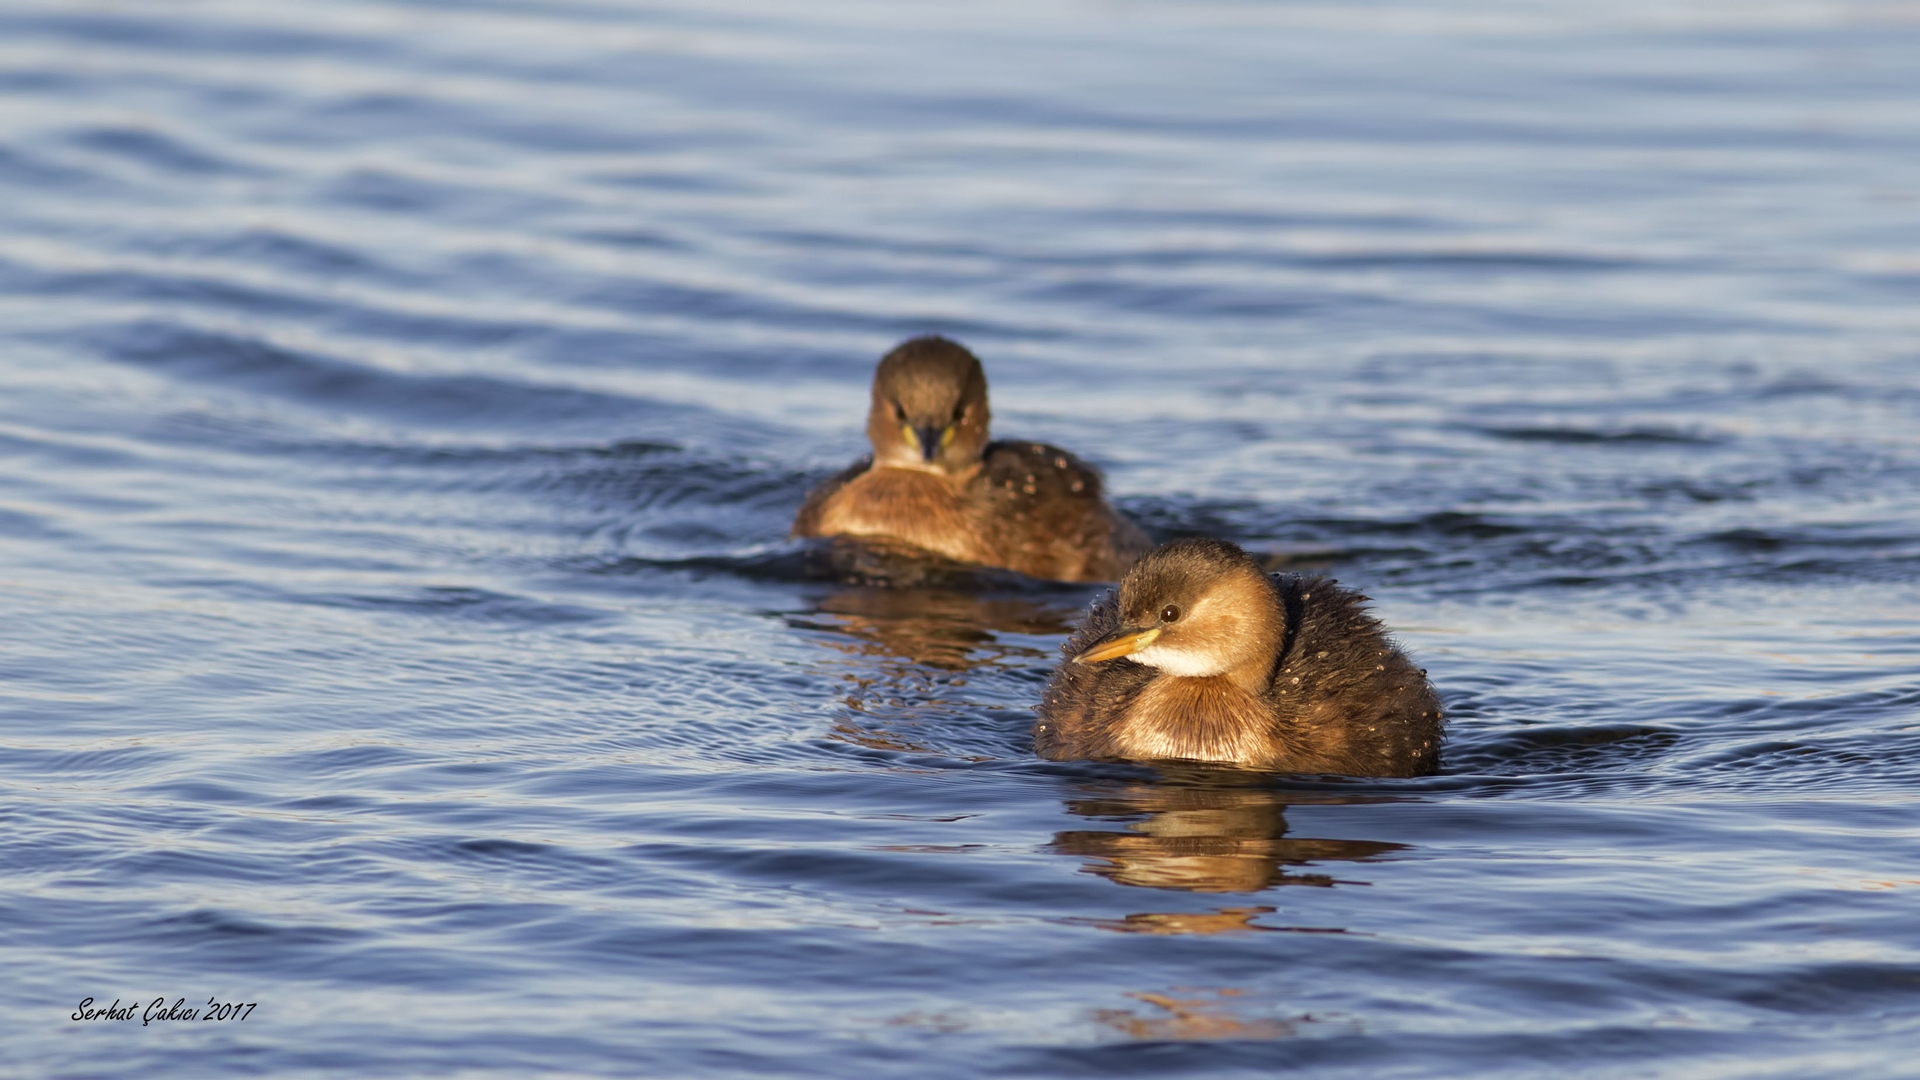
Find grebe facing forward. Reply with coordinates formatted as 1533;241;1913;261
793;336;1150;582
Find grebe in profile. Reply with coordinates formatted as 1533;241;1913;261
792;336;1150;582
1035;538;1441;777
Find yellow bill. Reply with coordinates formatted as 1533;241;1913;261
1073;626;1160;664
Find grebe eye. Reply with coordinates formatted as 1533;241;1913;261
1160;605;1181;623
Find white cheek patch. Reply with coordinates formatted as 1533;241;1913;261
1129;642;1227;678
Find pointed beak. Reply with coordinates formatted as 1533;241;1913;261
1072;625;1161;665
914;425;945;462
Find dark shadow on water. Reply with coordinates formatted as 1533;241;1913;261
1474;423;1724;446
794;536;1105;591
1444;721;1682;776
591;537;1106;593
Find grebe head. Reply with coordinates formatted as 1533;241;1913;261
865;336;991;474
1072;538;1283;693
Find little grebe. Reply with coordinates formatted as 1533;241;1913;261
1036;538;1442;776
793;336;1150;582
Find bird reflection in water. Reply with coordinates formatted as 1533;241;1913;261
1051;779;1405;896
1096;989;1324;1042
790;581;1083;755
801;586;1079;672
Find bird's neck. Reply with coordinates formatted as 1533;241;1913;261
1220;657;1276;697
1119;675;1272;767
816;466;986;564
870;447;982;484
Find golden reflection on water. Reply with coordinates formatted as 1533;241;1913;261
1082;906;1279;935
1096;989;1318;1042
798;584;1082;755
799;587;1410;942
800;586;1079;672
1051;782;1405;895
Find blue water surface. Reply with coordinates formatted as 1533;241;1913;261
4;1;1920;1076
